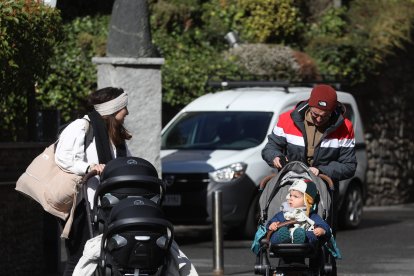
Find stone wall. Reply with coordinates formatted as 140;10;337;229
353;43;414;206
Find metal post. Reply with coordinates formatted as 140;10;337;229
213;191;224;275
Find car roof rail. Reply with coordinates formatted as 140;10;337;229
206;80;344;92
207;80;291;92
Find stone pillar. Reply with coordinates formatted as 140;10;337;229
94;0;163;173
106;0;157;57
92;57;164;173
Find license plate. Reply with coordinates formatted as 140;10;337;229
162;194;181;206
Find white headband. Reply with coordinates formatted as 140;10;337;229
94;92;128;116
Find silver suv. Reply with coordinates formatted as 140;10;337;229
160;83;367;237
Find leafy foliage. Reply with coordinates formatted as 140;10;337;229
36;15;109;122
305;1;414;84
150;0;247;107
200;0;304;44
0;0;61;141
224;44;301;80
237;0;305;44
152;26;244;107
150;0;304;107
4;0;414;141
347;0;414;59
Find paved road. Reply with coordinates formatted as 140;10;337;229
175;204;414;276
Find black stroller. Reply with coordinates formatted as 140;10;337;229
253;161;339;276
83;157;174;276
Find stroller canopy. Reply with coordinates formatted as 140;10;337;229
95;157;166;205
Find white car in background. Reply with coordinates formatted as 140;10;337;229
160;82;367;237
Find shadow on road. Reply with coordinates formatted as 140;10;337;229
356;217;400;230
174;225;213;245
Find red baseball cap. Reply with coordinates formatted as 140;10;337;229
308;84;337;111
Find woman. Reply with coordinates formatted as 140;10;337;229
55;87;132;275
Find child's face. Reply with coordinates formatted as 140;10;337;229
288;190;305;208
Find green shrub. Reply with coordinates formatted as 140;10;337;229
224;43;300;80
305;1;414;84
200;0;244;44
348;0;414;59
201;0;304;44
29;0;414;136
36;15;109;122
238;0;304;44
153;30;244;107
0;0;61;141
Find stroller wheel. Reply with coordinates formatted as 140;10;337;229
323;264;333;275
105;266;112;276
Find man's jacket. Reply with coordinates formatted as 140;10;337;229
261;101;357;182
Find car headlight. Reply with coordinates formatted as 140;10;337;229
209;162;247;183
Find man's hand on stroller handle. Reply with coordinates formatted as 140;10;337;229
271;157;320;176
273;156;288;169
309;167;319;176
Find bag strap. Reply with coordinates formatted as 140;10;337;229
54;117;93;153
60;118;93;239
83;118;93;152
61;183;80;239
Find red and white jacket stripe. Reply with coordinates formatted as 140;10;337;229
262;101;357;182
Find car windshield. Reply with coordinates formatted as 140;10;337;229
161;111;273;150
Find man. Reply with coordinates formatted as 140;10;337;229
262;84;357;236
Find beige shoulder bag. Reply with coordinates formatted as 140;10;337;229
16;119;91;238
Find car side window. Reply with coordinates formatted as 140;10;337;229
162;111;272;150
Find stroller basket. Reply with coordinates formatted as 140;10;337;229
269;244;316;258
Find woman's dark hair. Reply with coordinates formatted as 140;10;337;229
87;87;124;106
88;87;132;145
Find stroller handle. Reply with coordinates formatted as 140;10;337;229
264;220;298;242
80;169;98;238
259;173;276;190
259;172;334;191
82;169;98;183
319;174;334;190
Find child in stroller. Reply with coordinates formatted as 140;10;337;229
267;179;331;246
254;161;340;276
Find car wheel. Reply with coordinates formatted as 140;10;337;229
339;184;363;229
242;194;260;239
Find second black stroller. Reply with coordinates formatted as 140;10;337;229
100;196;174;275
253;161;340;276
82;156;174;276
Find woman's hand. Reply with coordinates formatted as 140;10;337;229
89;163;105;175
